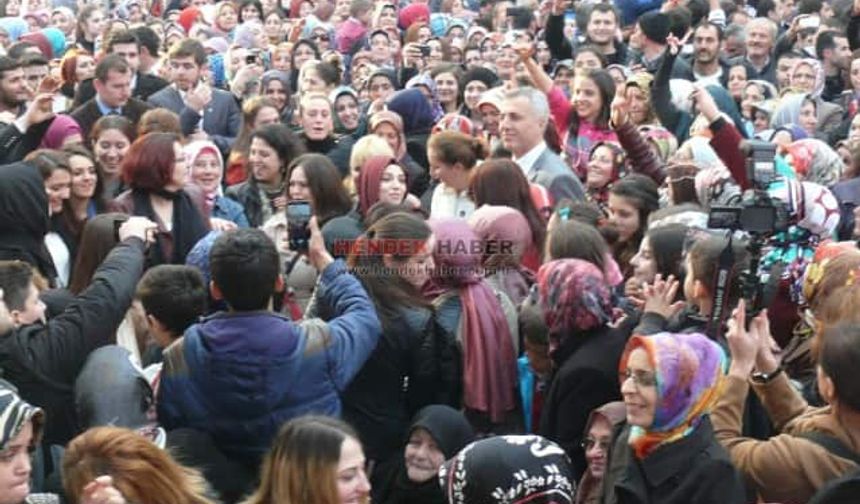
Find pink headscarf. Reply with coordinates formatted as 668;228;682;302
427;218;518;423
39;115;83;149
467;205;535;305
369;111;408;160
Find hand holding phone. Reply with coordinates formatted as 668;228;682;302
286;201;312;253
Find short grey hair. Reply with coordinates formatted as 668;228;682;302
746;17;777;42
504;86;550;122
724;23;746;44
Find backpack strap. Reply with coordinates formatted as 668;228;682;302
796;431;860;466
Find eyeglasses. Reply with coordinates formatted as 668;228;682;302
580;437;611;452
620;368;657;388
312;34;330;41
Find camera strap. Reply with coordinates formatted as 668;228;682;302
707;233;736;341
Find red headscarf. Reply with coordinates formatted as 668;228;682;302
398;3;429;30
178;6;201;33
358;155;403;217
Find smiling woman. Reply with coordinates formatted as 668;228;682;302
243;416;371;504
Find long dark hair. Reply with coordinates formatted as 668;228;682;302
569;68;615;136
470;159;546;252
251;123;307;184
609;174;659;275
647;224;688;287
287;154;352;226
62;145;107;237
348;212;432;330
68;213;129;294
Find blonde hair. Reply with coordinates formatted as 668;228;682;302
242;416;364;504
346;135;394;196
62;427;214;504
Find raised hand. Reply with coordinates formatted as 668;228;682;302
610;83;629;126
641;274;685;319
307;216;334;272
726;300;758;378
691;85;720;122
666;30;691;57
513;40;535;62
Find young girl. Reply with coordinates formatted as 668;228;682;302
518;44;617;180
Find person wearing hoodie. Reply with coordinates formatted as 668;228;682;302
157;226;382;471
0;211;154;447
374;405;475;504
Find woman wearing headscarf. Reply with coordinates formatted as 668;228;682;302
602;332;744;504
439;435;576;504
185;140;249;227
374;405;475;504
576;402;627;504
0;16;28;44
406;72;444;122
784;138;845;187
0;162;58;286
369;110;429;196
330;86;366;139
39;116;82;150
535;259;627;480
260;69;292;123
467;205;535;306
427;218;519;433
386;88;436;170
652;40;748;144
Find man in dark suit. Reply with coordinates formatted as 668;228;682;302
147;38;240;156
73;30;168;107
70;54;151;140
499;87;584;204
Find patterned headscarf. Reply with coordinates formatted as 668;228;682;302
784;138;844;187
406;72;445;122
789;58;825;99
537;259;612;352
439;435;575;504
0;381;44;452
625;72;656;124
638;125;678;163
620;332;727;459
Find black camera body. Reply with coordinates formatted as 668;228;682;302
707;140;789;235
705;141;787;327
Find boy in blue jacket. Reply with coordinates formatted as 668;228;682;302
157;219;381;468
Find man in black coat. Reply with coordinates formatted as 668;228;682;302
0;217;155;446
70;54;151;140
72;29;168;108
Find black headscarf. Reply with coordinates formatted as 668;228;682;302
131;188;209;265
0;161;58;284
439;435;576;504
375;405;474;504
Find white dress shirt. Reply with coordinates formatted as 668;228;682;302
513;141;547;177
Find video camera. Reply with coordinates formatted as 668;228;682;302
705;141;787;332
707;141;789;235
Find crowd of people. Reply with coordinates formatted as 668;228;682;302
3;0;860;502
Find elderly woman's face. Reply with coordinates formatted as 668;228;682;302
791;62;817;93
621;348;658;428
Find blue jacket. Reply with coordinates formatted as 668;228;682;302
157;260;381;466
212;195;249;228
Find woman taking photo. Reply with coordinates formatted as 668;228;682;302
226;97;284;186
111;133;210;266
342;212;449;467
427;131;486;219
186;140;250;228
243;416;371;504
226;124;307;228
263;153;352;313
90;115;135;200
603;331;743;503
